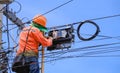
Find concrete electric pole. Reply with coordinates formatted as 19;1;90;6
0;4;3;49
0;1;13;73
0;0;13;49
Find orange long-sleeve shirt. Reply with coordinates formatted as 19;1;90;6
17;26;52;56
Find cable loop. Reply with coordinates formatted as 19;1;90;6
77;20;100;41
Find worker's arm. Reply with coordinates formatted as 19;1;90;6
33;28;53;47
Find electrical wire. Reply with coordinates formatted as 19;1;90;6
7;42;120;58
41;42;120;58
77;20;100;41
49;14;120;29
5;4;12;73
80;48;120;56
0;0;74;31
1;0;120;72
73;28;120;43
10;46;120;61
75;35;120;43
46;48;120;61
7;25;18;31
5;13;120;32
80;33;120;40
11;0;22;13
1;21;18;45
3;45;120;70
6;6;10;49
43;46;120;62
23;0;74;25
43;54;120;63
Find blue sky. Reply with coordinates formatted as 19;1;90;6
2;0;120;73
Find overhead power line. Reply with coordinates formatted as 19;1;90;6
6;13;120;32
3;44;120;70
2;0;74;31
39;42;120;57
49;13;120;29
23;0;74;25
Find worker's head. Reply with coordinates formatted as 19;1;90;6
31;14;48;32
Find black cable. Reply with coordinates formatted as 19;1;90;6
8;45;120;58
44;52;66;58
7;0;22;14
5;5;10;46
67;42;120;53
75;35;120;43
79;33;120;40
2;1;120;70
23;0;74;24
81;48;120;56
21;17;30;24
3;41;120;69
4;43;120;70
5;46;120;69
53;49;120;60
40;42;120;58
41;54;120;63
12;0;22;13
6;54;120;65
43;42;120;57
7;25;18;31
77;20;100;41
44;55;120;62
1;21;18;45
0;0;74;31
44;46;120;58
5;5;12;73
43;46;120;62
6;13;120;32
49;14;120;29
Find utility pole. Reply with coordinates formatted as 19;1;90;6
41;46;45;73
0;1;13;73
0;4;3;49
0;0;13;49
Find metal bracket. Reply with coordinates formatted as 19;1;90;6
3;7;24;29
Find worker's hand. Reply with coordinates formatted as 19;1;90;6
48;36;53;40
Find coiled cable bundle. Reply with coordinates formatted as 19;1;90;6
77;20;100;41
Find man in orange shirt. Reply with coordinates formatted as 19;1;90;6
16;15;53;73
